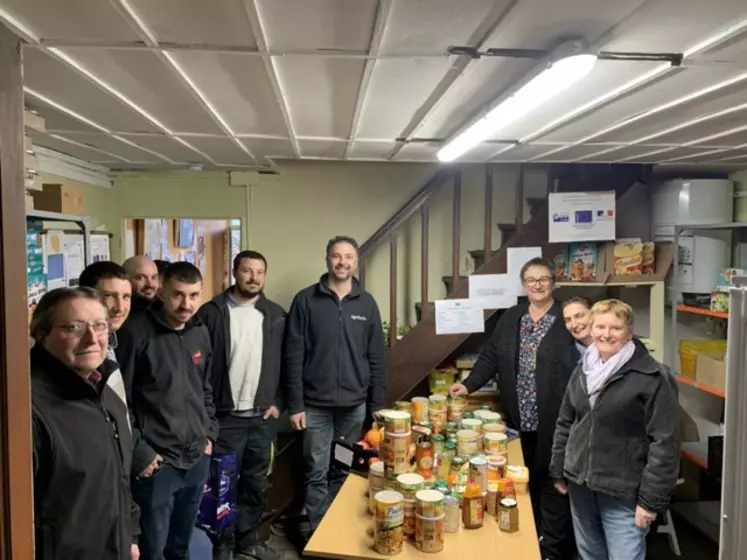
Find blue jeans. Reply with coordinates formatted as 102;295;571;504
569;482;649;560
133;454;210;560
303;403;366;531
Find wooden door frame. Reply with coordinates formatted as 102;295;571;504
0;27;34;560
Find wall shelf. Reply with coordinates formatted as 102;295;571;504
677;305;728;320
676;375;726;398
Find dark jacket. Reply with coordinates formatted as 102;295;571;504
284;274;386;414
197;290;287;414
116;302;219;473
549;342;681;514
129;294;152;316
463;300;574;471
31;344;138;560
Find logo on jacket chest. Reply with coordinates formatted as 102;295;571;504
350;314;367;322
192;350;204;365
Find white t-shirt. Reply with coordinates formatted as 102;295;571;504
227;295;264;413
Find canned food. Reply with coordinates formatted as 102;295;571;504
416;442;435;478
396;473;425;500
483;432;508;455
381;431;411;476
381;410;412;435
415;489;445;518
411;397;429;424
415;513;445;553
469;456;489;493
456;429;480;457
373;490;405;555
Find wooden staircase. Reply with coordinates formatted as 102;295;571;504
356;163;652;405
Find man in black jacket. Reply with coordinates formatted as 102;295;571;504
123;255;159;315
117;262;218;560
30;287;139;560
285;236;386;533
198;250;286;560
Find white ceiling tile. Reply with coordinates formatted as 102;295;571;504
117;134;212;164
392;142;440;162
240;137;296;159
29;132;126;164
491;144;563;162
608;145;707;162
127;0;257;47
647;114;747;147
347;140;396;160
355;58;453;139
60;48;222;134
2;0;138;42
25;98;101;133
298;139;346;159
180;136;255;165
381;0;510;55
168;52;288;136
23;48;160;134
257;0;377;51
53;132;164;163
275;57;364;137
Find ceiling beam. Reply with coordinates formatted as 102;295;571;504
241;0;301;160
386;0;522;160
343;0;392;160
107;0;258;166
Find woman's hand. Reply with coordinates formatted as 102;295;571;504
449;384;468;398
554;480;568;495
634;506;657;529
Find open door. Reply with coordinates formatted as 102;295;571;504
0;26;34;560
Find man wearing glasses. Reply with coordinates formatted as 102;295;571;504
117;262;218;560
450;257;576;560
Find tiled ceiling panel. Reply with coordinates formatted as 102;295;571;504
181;136;255;165
356;58;452;139
54;132;165;163
647;114;747;147
60;48;222;134
275;57;364;138
24;98;101;133
240;137;297;160
347;140;396;160
490;144;564;162
393;142;441;162
22;48;160;134
1;0;138;42
380;0;510;55
608;145;706;162
29;132;128;164
127;0;257;47
116;134;213;164
257;0;377;51
298;139;347;159
168;51;288;136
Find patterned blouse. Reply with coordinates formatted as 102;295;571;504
517;311;556;432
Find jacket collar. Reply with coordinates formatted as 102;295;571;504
618;339;660;375
317;273;361;299
146;299;203;332
30;343;118;397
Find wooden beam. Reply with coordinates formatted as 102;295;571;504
451;172;461;294
420;205;429;320
515;164;525;233
0;25;34;560
483;166;493;264
358;261;366;291
389;234;398;348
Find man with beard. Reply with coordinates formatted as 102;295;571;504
198;250;286;560
78;261;132;416
285;236;386;535
117;262;218;560
123;255;160;315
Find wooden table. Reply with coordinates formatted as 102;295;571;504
304;439;540;560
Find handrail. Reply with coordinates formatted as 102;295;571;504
358;167;457;261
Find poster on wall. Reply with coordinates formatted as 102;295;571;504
91;234;111;263
548;191;616;243
144;219;162;259
43;230;67;290
196;227;206;274
161;220;171;261
28;273;47;325
64;234;85;285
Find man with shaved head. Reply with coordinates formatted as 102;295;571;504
123;255;160;315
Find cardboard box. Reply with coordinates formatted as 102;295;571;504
30;183;85;216
695;354;726;393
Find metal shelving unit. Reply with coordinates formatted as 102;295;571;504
26;210;93;264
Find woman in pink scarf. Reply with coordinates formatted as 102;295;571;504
550;299;680;560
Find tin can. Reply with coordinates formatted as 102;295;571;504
381;431;411;476
461;418;483;435
443;495;460;533
403;498;416;537
416;441;434;478
411;397;429;424
415;489;444;518
415;513;445;553
428;394;447;411
381;410;412;435
456;429;480;457
394;401;412;413
396;473;425;500
484;432;508;454
373;490;405;555
368;461;386;514
483;422;506;435
469;456;488;494
487;455;507;480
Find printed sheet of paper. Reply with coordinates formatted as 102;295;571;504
506;246;543;295
468;274;518;309
434;299;485;335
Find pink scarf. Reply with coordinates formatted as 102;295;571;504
582;340;636;406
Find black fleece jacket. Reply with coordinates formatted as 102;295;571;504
197;290;286;414
284;275;386;414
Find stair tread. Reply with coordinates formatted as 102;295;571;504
468;248;499;256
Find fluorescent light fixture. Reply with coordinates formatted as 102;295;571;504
438;51;597;162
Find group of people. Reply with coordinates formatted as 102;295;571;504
450;257;680;560
29;235;386;560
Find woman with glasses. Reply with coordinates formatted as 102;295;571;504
450;257;575;560
29;287;140;560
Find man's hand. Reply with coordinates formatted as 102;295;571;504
554;480;568;495
449;383;469;398
264;405;280;420
137;454;163;478
635;505;657;529
130;544;140;560
204;439;213;456
291;411;306;431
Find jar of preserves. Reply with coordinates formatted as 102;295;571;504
462;483;484;529
416;441;434;478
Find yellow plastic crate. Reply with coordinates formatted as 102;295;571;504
678;339;727;379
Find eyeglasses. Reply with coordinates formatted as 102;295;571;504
523;276;553;287
54;321;109;337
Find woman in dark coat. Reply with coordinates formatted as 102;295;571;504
450;257;575;560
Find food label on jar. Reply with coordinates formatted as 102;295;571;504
499;510;510;531
419;456;434;470
468;499;484;525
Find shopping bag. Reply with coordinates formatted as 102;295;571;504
196;452;238;537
